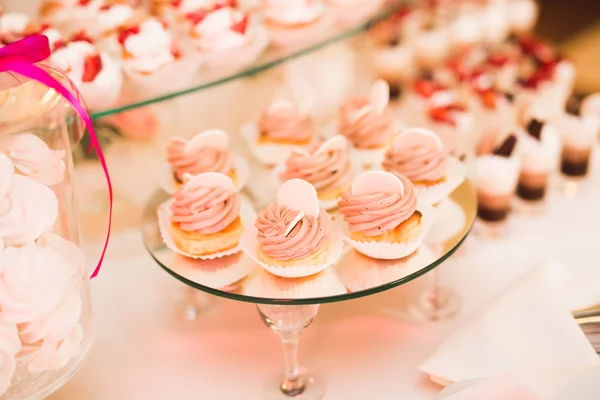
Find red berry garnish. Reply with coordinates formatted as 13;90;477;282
519;36;556;65
70;30;93;44
78;0;90;5
414;79;436;98
428;107;456;126
487;52;510;68
82;54;103;83
185;10;208;25
171;0;182;7
117;25;140;45
171;44;181;58
480;90;497;110
53;39;66;50
39;23;51;31
231;15;248;35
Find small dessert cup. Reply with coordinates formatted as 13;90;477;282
372;41;416;102
556;114;598;195
474;150;521;237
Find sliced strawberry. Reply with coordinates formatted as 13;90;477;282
414;79;436;98
185;10;208;25
53;39;66;50
70;30;93;44
171;0;182;7
231;15;249;35
117;25;140;45
428;107;456;126
480;90;497;110
78;0;90;5
487;52;509;68
82;54;103;83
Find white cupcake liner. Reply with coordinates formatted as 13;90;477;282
123;53;203;97
242;267;346;299
424;198;467;247
336;244;436;292
195;26;269;73
266;10;335;49
414;156;468;206
240;121;315;166
270;161;363;211
157;154;250;195
341;204;436;260
164;252;256;289
327;0;385;26
157;198;257;260
239;223;344;278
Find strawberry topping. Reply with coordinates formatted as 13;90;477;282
414;78;445;98
185;10;209;25
70;30;94;44
78;0;90;5
82;54;103;83
477;89;497;110
231;15;249;35
117;25;140;45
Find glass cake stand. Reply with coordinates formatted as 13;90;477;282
141;181;476;400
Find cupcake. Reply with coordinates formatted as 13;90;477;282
277;135;355;210
164;129;248;192
241;99;315;165
169;172;244;257
338;170;433;259
39;0;103;36
50;34;123;110
263;0;332;49
475;135;521;223
115;17;200;95
515;118;560;202
338;80;396;165
240;178;344;278
383;128;467;206
183;6;268;71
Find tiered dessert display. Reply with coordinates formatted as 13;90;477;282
0;66;93;399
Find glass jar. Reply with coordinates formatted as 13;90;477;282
0;65;93;399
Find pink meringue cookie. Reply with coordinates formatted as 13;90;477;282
0;243;70;324
0;174;59;246
5;133;66;186
0;314;21;396
19;288;82;345
26;324;83;373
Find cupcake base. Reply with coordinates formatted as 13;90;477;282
239;223;345;278
158;198;257;260
171;218;243;256
414;156;468;206
342;205;435;260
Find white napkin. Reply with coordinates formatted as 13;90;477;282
420;262;600;398
436;373;541;400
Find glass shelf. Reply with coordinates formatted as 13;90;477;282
89;1;406;119
141;180;477;305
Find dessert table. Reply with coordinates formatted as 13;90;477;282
48;151;600;399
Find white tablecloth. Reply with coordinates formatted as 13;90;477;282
48;150;600;400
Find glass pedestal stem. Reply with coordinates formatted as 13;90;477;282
257;304;324;400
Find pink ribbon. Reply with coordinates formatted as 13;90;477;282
0;35;112;279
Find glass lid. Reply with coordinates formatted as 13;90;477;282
141;180;477;305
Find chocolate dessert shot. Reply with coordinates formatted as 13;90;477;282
475;135;520;223
557;111;598;178
516;119;560;202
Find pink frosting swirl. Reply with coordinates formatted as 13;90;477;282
383;136;447;182
0;314;20;395
339;98;394;149
0;174;58;247
171;185;240;234
0;243;70;324
5;133;66;186
166;137;234;182
256;203;330;261
258;103;314;142
280;146;352;193
338;174;418;236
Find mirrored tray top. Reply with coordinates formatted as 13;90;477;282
142;180;476;305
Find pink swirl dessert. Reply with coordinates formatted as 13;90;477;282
339;97;394;150
166;136;235;184
170;174;243;256
255;203;330;266
5;133;65;186
279;141;352;201
383;130;446;186
0;315;20;396
258;100;314;145
338;173;422;243
186;6;249;52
